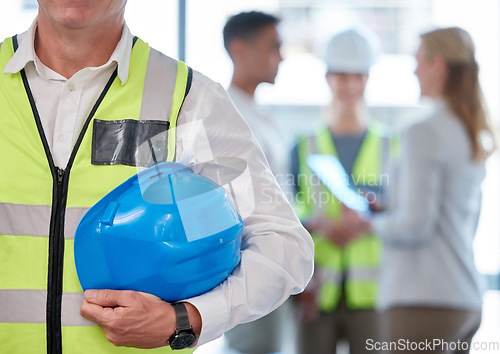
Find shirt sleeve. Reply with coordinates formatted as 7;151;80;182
371;120;443;246
174;72;314;346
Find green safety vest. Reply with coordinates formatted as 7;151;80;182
296;125;396;311
0;35;194;353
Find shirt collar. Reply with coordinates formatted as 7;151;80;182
4;17;133;85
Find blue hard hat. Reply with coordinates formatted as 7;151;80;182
74;162;244;302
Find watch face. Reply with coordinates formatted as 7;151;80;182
170;331;196;350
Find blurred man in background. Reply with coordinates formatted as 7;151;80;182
223;11;292;354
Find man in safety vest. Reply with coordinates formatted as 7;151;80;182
0;1;314;353
290;27;398;353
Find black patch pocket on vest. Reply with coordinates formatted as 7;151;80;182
92;119;170;167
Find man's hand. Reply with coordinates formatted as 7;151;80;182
342;206;372;236
80;289;200;349
306;210;358;248
305;206;372;247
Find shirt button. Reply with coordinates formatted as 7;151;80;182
67;82;75;91
58;135;64;143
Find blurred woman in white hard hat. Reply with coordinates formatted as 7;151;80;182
290;26;398;353
351;26;496;354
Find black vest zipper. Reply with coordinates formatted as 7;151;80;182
15;31;120;352
45;166;67;354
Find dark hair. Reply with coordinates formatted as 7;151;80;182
223;11;280;51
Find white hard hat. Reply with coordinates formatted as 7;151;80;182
323;27;380;73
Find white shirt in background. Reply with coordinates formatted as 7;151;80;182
227;85;291;196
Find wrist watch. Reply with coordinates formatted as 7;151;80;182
168;302;197;350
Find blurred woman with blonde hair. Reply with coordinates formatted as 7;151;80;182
357;27;496;354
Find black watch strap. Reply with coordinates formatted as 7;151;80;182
172;302;191;331
168;302;196;350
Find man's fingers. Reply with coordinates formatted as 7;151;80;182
84;289;132;307
81;299;114;324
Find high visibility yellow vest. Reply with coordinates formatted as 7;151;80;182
0;36;194;353
296;125;396;311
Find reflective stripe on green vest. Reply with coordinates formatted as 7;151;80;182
297;125;393;311
0;36;193;353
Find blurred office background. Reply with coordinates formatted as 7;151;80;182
3;1;498;352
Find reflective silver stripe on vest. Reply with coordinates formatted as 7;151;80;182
318;267;342;284
347;267;379;281
308;135;325;211
61;292;96;326
0;289;95;326
0;203;50;237
140;48;178;122
380;135;392;193
64;207;90;239
0;203;89;239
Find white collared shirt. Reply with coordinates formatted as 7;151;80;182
4;18;133;168
3;18;314;346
